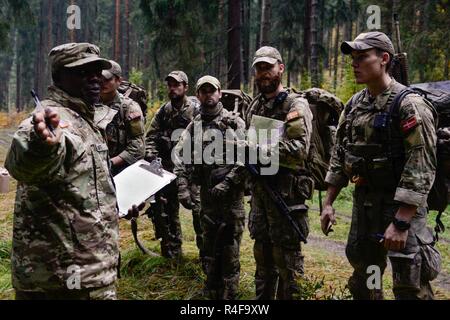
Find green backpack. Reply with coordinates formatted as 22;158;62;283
296;88;344;192
118;81;149;122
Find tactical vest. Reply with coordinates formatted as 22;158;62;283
157;99;200;155
340;82;408;190
106;99;128;158
191;105;242;189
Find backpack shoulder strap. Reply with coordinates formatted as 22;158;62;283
388;87;417;118
345;89;366;116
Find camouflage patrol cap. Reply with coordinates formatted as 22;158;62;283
165;71;189;84
49;43;111;74
341;31;395;55
252;46;283;67
196;75;221;92
102;60;122;79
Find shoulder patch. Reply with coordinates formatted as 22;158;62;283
401;115;419;134
128;111;142;121
286;110;301;121
59;120;71;129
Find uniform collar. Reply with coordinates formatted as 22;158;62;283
360;79;396;111
48;85;96;122
259;88;290;110
200;102;224;120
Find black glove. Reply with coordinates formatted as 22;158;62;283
211;179;231;198
124;202;146;220
178;178;193;209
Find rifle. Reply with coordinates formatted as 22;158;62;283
391;13;409;86
246;162;308;243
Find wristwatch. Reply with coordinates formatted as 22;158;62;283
392;217;411;231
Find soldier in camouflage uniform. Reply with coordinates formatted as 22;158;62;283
145;71;201;259
174;76;246;300
321;32;440;300
99;60;145;175
244;47;314;300
5;43;120;300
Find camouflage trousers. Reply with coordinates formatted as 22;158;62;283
249;182;309;300
200;188;245;300
190;183;204;260
148;181;182;259
15;284;117;300
346;186;440;300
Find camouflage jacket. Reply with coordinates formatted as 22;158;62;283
5;86;119;291
173;103;246;190
146;96;199;171
102;91;145;165
245;88;313;172
325;79;437;207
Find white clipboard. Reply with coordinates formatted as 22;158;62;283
114;159;177;217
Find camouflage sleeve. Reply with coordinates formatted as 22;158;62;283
325;110;350;188
5;118;67;185
145;105;165;159
119;101;145;164
394;95;437;207
278;97;313;167
224;117;248;185
173;121;194;181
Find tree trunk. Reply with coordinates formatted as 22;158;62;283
303;0;312;74
48;0;52;50
36;0;45;97
311;0;319;87
259;0;271;47
15;30;21;112
217;0;226;82
242;0;251;86
125;0;130;78
444;54;449;80
333;24;340;90
228;0;242;89
287;47;292;87
69;0;76;42
114;0;121;62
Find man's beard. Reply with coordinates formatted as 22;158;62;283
169;92;183;102
201;101;222;117
256;74;281;94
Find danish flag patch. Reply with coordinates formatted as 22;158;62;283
401;116;418;133
286;111;300;121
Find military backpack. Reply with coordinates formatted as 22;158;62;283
390;86;450;238
118;80;149;122
296;88;344;191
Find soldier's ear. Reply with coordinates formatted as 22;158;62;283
381;52;390;66
278;63;285;73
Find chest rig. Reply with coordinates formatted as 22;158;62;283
340;83;407;189
248;90;299;122
106;100;128;157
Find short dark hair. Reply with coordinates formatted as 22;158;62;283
375;48;393;72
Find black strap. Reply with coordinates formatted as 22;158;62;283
388;88;417;117
131;218;160;257
435;211;446;241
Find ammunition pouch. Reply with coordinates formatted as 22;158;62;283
344;143;400;190
209;166;233;188
156;134;173;159
293;175;314;200
288;204;310;241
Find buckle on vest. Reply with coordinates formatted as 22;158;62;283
351;175;367;186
